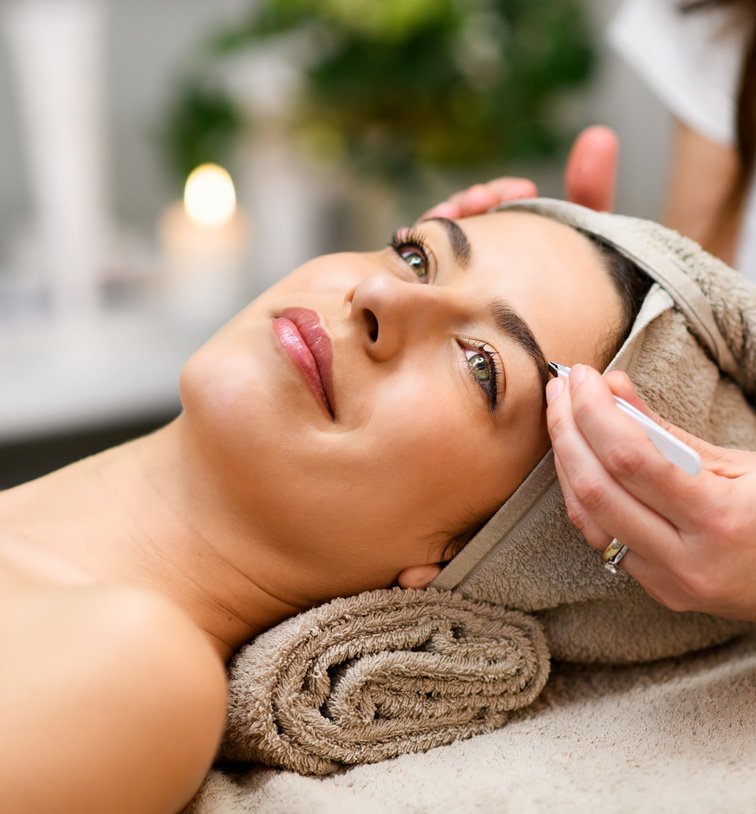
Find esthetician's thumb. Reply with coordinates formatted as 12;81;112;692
564;126;618;212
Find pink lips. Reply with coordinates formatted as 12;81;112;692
272;307;335;419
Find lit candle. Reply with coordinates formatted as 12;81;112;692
159;163;250;322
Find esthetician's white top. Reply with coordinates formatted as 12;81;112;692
609;0;756;282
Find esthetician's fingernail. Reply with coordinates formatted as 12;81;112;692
546;377;564;404
569;364;589;388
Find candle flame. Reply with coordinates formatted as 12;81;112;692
184;163;237;227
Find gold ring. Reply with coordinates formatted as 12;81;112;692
601;538;629;574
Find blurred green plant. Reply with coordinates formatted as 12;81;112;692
162;0;596;183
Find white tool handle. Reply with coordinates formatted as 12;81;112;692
613;396;700;475
549;363;701;476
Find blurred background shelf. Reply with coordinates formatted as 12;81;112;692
0;306;216;487
0;307;214;443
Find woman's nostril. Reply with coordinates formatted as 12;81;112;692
363;309;379;342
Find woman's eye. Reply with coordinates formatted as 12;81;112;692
389;229;432;282
465;350;491;383
398;244;429;281
463;345;499;412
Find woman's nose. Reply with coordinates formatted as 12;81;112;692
349;272;458;361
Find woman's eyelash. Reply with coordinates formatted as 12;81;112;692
389;226;427;253
389;228;432;282
464;340;501;412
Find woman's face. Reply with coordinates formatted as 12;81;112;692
181;211;624;606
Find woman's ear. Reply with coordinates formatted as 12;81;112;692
397;563;443;589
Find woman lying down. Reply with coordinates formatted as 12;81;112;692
0;205;705;812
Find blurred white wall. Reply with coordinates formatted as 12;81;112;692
584;0;671;219
0;0;672;259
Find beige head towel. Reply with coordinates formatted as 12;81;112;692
220;199;756;774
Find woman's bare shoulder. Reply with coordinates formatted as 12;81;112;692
106;585;230;808
0;578;228;813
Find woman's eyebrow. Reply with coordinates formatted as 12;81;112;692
490;301;550;395
425;217;472;268
425;216;549;396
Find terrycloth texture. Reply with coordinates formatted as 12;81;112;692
215;200;756;775
221;588;550;775
186;631;756;813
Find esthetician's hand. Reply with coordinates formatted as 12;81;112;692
421;125;618;220
545;364;756;622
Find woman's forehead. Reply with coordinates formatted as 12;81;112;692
447;211;607;294
462;210;595;256
456;211;622;366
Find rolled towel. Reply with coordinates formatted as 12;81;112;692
221;587;550;775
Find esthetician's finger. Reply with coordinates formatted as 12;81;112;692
448;184;503;217
602;370;735;472
546;377;712;604
546;375;677;555
546;380;611;548
552;448;612;549
564;126;618;212
555;446;663;591
420;178;537;220
565;366;708;538
474;177;538;211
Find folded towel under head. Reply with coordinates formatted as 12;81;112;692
221;199;756;774
222;588;549;775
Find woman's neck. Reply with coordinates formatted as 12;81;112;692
0;420;302;661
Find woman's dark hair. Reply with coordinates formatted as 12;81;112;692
581;232;653;366
680;1;756;203
440;236;652;562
